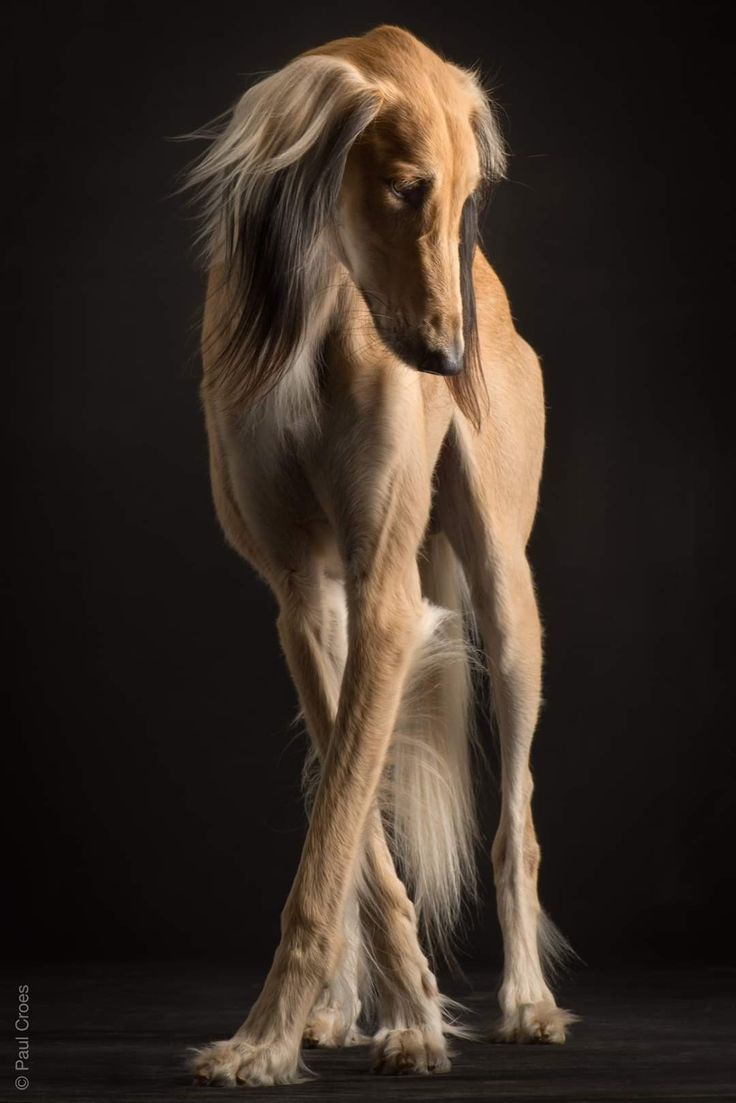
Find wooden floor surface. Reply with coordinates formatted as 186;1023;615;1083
4;962;734;1102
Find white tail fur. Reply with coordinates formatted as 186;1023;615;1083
380;533;481;961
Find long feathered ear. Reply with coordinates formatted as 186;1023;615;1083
184;56;383;414
454;191;483;428
448;66;507;430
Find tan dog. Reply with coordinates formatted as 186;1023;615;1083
185;24;576;1087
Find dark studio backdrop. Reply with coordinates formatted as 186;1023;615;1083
6;1;733;974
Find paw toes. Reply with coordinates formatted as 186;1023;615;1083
427;1047;452;1073
493;1001;578;1045
189;1038;300;1087
302;1007;362;1048
190;1042;237;1086
372;1027;450;1076
302;1023;327;1049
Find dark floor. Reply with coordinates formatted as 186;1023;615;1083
3;962;735;1102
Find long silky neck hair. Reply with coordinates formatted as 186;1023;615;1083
184;39;506;430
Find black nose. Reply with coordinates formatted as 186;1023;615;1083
417;348;464;376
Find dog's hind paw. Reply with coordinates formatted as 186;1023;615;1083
371;1026;451;1075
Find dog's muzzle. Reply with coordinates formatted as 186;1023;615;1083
415;347;464;376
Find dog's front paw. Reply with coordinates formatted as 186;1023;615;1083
492;1001;578;1044
190;1036;302;1087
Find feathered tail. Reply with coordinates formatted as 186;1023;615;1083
380;533;482;963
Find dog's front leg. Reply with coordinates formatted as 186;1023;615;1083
192;560;425;1087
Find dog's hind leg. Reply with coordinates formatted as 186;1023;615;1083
301;889;367;1048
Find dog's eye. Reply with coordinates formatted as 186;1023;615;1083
388;179;429;208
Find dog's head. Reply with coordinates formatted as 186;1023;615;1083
333;27;506;390
186;25;506;425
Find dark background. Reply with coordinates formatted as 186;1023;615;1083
6;1;733;972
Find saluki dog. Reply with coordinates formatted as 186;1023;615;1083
186;25;575;1087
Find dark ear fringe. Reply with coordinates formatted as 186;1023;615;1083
199;76;381;415
449;195;489;431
